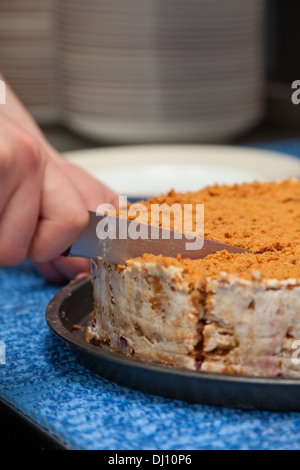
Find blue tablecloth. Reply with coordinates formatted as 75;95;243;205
1;141;300;450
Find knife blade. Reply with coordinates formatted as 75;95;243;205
63;211;247;264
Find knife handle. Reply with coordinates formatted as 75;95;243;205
61;247;71;257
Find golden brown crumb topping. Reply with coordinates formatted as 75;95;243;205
127;179;300;281
131;250;300;282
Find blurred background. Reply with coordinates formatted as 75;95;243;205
0;0;299;152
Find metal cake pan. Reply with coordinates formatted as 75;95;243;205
46;276;300;411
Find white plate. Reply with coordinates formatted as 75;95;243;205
64;145;300;198
62;99;261;116
59;1;261;19
62;112;261;143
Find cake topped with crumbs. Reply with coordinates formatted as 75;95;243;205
87;179;300;378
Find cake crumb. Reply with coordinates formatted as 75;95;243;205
72;324;83;331
251;270;261;281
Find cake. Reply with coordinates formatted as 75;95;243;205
87;179;300;378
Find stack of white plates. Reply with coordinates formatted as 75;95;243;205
0;0;58;123
58;0;265;143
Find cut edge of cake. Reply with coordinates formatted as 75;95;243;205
87;257;300;378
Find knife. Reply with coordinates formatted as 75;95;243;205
63;211;247;264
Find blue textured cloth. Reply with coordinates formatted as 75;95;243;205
1;142;300;450
248;139;300;159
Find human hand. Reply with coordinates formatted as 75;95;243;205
0;113;118;283
35;155;119;283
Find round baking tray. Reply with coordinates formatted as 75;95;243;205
46;276;300;411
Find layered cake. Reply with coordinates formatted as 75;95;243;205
87;179;300;378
